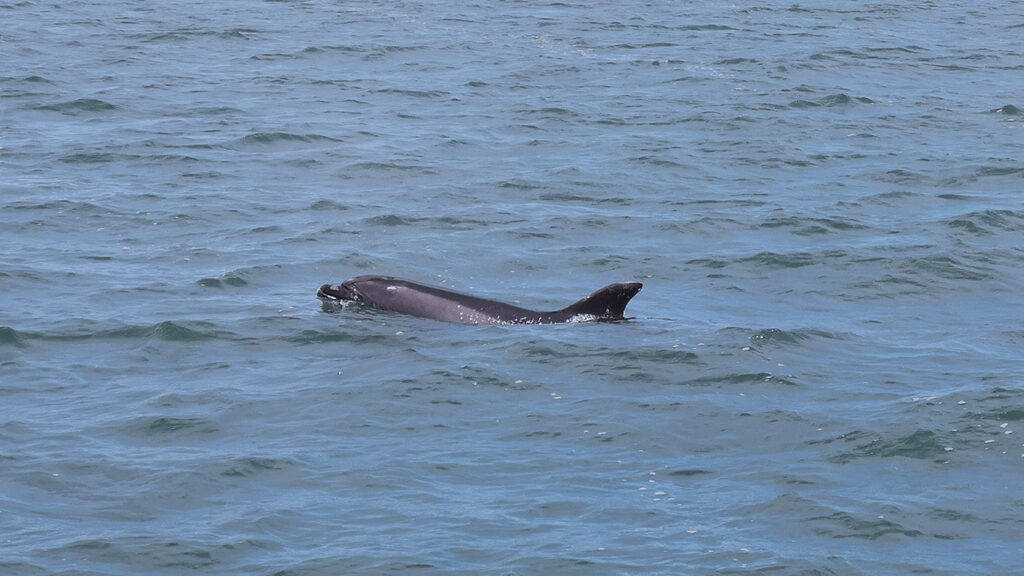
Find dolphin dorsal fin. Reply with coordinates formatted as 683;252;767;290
559;282;643;320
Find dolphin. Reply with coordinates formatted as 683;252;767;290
317;275;642;325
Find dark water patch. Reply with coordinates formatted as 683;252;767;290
34;98;116;115
830;429;951;464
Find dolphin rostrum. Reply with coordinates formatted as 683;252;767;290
317;275;642;325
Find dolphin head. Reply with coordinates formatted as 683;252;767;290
317;281;362;302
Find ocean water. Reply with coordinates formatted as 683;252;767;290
2;0;1023;574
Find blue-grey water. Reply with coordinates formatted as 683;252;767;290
3;1;1023;574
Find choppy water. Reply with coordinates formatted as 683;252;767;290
3;1;1023;574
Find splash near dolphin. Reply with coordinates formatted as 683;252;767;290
317;275;642;325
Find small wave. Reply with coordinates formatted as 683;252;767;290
35;98;117;115
678;372;798;387
238;132;341;146
811;511;924;539
197;275;248;288
310;199;350;211
974;165;1024;178
716;57;758;65
901;255;991;281
989;104;1021;115
748;328;845;349
789;94;874;108
874;169;926;184
301;44;363;55
21;75;56;84
344;161;435;174
188;106;244;116
495;179;544;190
760;215;869;235
220;457;293;478
0;326;27;347
741;251;816;268
124;416;220;440
859;190;925;205
142;153;200;163
665;468;713;477
364;214;411;226
829;429;951;464
375;88;450;99
137;321;227;342
15;321;234;343
678;24;736;31
946;209;1024;236
59;152;123;164
289;327;393;345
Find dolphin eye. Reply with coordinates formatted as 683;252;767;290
332;285;340;291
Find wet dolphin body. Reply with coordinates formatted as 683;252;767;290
317;275;643;325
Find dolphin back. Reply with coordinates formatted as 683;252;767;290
557;282;643;321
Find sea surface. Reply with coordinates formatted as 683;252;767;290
2;1;1023;574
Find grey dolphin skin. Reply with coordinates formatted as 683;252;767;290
317;275;643;325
